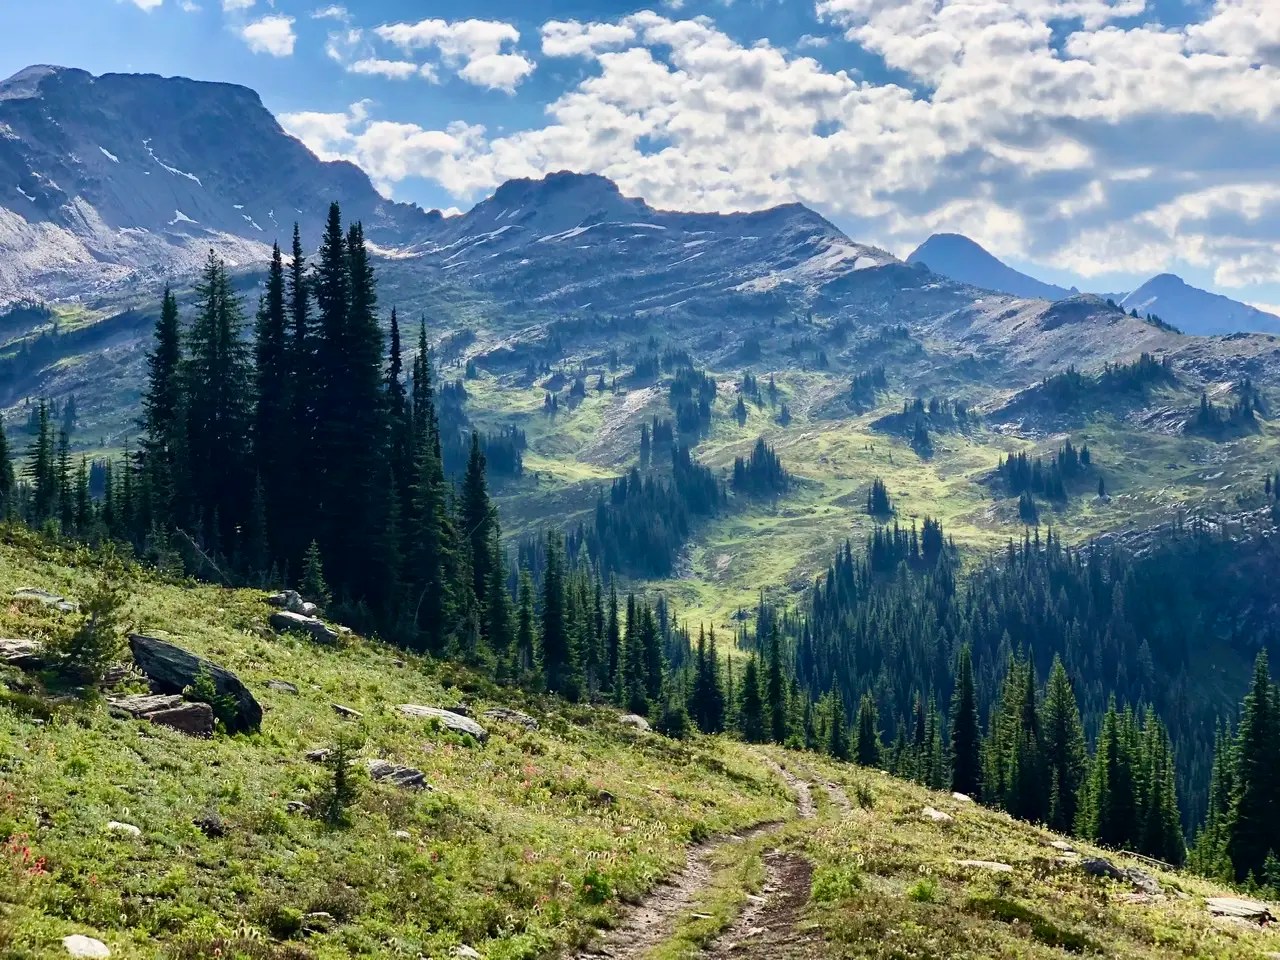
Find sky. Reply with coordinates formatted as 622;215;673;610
2;0;1280;308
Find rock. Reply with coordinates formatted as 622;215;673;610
1048;840;1076;853
483;707;540;731
922;806;953;823
1081;857;1125;881
393;829;412;840
332;703;363;720
594;790;616;806
951;792;974;803
366;758;430;789
448;703;474;718
305;748;333;763
1206;897;1276;923
266;590;320;617
955;859;1014;873
302;911;334;933
106;821;141;838
127;635;262;734
62;935;110;958
398;704;489;743
619;713;651;732
110;693;216;737
285;800;309;814
1124;867;1163;896
267;679;299;694
0;638;44;669
193;810;226;838
452;946;481;960
14;588;78;613
270;611;339;645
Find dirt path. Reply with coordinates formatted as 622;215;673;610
705;851;817;959
571;822;779;960
572;758;814;960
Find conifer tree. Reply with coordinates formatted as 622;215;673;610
737;656;767;743
0;415;15;521
950;644;982;798
1227;651;1278;880
855;692;882;767
539;531;579;699
253;243;290;562
138;286;183;531
827;687;849;760
1042;656;1087;833
515;567;538;680
766;622;788;744
26;399;55;523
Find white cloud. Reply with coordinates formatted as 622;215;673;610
311;4;349;20
349;58;435;81
374;17;536;91
241;14;296;56
222;0;254;11
124;0;165;10
541;20;638;58
287;6;1280;286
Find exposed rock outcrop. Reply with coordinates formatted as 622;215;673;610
127;634;261;733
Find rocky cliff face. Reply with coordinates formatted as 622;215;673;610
0;65;433;302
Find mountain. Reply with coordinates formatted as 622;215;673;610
0;64;435;303
906;233;1073;300
1119;273;1280;336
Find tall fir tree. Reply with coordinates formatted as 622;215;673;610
950;644;982;798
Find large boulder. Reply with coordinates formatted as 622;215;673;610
0;638;44;670
109;693;215;737
266;590;319;618
398;704;489;743
270;611;339;645
1207;897;1275;923
127;634;262;734
366;758;430;789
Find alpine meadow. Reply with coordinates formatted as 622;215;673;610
3;3;1280;957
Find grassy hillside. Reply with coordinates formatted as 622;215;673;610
4;535;1280;960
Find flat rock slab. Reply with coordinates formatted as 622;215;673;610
1207;897;1276;923
14;588;78;613
951;792;974;803
398;704;488;742
62;935;110;958
270;611;339;645
483;707;540;731
128;634;261;734
106;821;141;838
619;713;651;732
267;679;299;694
366;758;430;789
0;638;44;669
922;806;954;823
109;693;214;737
956;860;1014;873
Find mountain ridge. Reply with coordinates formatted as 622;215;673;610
906;232;1073;301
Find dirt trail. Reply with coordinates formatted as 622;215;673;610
572;759;814;960
572;822;779;960
705;851;817;959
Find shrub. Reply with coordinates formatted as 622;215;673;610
811;863;864;904
907;876;939;902
184;665;238;731
49;545;133;683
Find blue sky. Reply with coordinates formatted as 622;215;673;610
3;0;1280;308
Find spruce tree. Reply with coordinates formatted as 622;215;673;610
252;243;291;566
138;286;183;531
737;656;767;743
766;622;788;744
1041;656;1087;833
950;644;982;798
855;692;882;767
827;687;850;760
1228;651;1278;881
539;532;578;699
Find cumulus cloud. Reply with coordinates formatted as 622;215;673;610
374;18;535;92
124;0;165;10
241;14;296;56
222;0;254;11
348;58;433;80
289;5;1280;286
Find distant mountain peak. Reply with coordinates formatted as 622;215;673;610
1120;273;1280;336
907;233;1071;301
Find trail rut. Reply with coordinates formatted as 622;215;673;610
571;757;815;960
705;850;817;959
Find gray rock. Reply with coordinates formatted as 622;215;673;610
109;693;215;738
1206;896;1275;923
305;748;332;763
1081;857;1124;881
106;821;141;838
127;635;261;734
14;588;78;613
285;800;309;814
398;704;488;743
193;810;226;838
1124;867;1163;896
951;792;974;803
0;638;44;669
452;947;481;960
483;707;540;731
270;611;339;645
302;911;334;933
266;590;319;617
62;935;110;958
267;679;299;694
366;758;430;790
1048;840;1076;853
619;713;651;732
332;703;363;720
922;806;953;823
